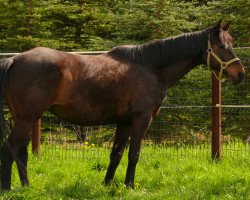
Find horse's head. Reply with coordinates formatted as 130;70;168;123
204;20;245;84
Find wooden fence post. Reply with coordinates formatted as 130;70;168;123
244;67;250;138
211;72;222;160
32;118;41;159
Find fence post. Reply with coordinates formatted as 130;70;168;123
211;72;222;160
32;118;41;159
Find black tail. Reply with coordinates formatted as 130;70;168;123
0;58;13;148
0;58;13;189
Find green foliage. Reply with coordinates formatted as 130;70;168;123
0;0;248;51
206;0;250;46
0;1;249;142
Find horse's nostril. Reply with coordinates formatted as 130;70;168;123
239;72;245;82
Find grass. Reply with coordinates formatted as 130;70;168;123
1;144;249;200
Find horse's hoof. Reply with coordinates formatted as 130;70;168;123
1;186;11;191
103;179;113;187
125;182;134;189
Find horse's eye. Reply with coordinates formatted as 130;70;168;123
219;45;226;50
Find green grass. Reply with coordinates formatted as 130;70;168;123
1;145;249;200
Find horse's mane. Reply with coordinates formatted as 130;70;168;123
108;29;210;67
219;29;233;47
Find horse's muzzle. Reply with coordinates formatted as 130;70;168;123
229;71;245;85
238;72;245;83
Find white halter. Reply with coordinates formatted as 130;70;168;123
207;39;240;80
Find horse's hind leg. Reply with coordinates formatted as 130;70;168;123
16;136;30;187
0;120;32;190
104;123;130;185
0;144;14;190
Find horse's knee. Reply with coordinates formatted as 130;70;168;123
18;145;28;161
110;150;123;164
128;151;140;166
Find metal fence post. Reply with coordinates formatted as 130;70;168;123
211;72;222;160
32;118;41;159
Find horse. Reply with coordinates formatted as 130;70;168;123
0;20;245;190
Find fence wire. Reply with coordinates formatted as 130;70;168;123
41;65;249;160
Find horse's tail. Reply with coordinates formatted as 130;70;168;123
0;58;13;148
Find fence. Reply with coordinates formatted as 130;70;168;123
1;49;249;161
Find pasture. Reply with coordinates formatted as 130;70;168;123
0;0;249;198
1;144;249;200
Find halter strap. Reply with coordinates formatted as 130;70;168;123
207;39;240;80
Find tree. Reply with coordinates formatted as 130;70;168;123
196;0;250;46
0;0;248;51
0;0;52;51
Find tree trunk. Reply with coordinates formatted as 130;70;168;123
26;0;33;36
75;0;85;43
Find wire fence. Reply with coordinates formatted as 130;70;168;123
41;66;249;160
1;49;249;161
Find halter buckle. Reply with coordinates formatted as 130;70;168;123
222;63;227;68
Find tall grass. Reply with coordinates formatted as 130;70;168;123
1;144;249;200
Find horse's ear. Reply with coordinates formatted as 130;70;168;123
210;19;223;33
222;21;231;31
214;19;223;30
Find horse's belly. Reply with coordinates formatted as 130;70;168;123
49;104;127;126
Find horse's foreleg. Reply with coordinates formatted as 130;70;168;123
104;124;129;185
125;114;152;188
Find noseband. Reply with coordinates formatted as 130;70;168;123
207;39;240;80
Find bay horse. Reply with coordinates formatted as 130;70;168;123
0;20;245;190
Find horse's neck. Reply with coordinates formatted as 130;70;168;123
158;57;202;89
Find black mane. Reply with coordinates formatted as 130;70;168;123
108;29;209;67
